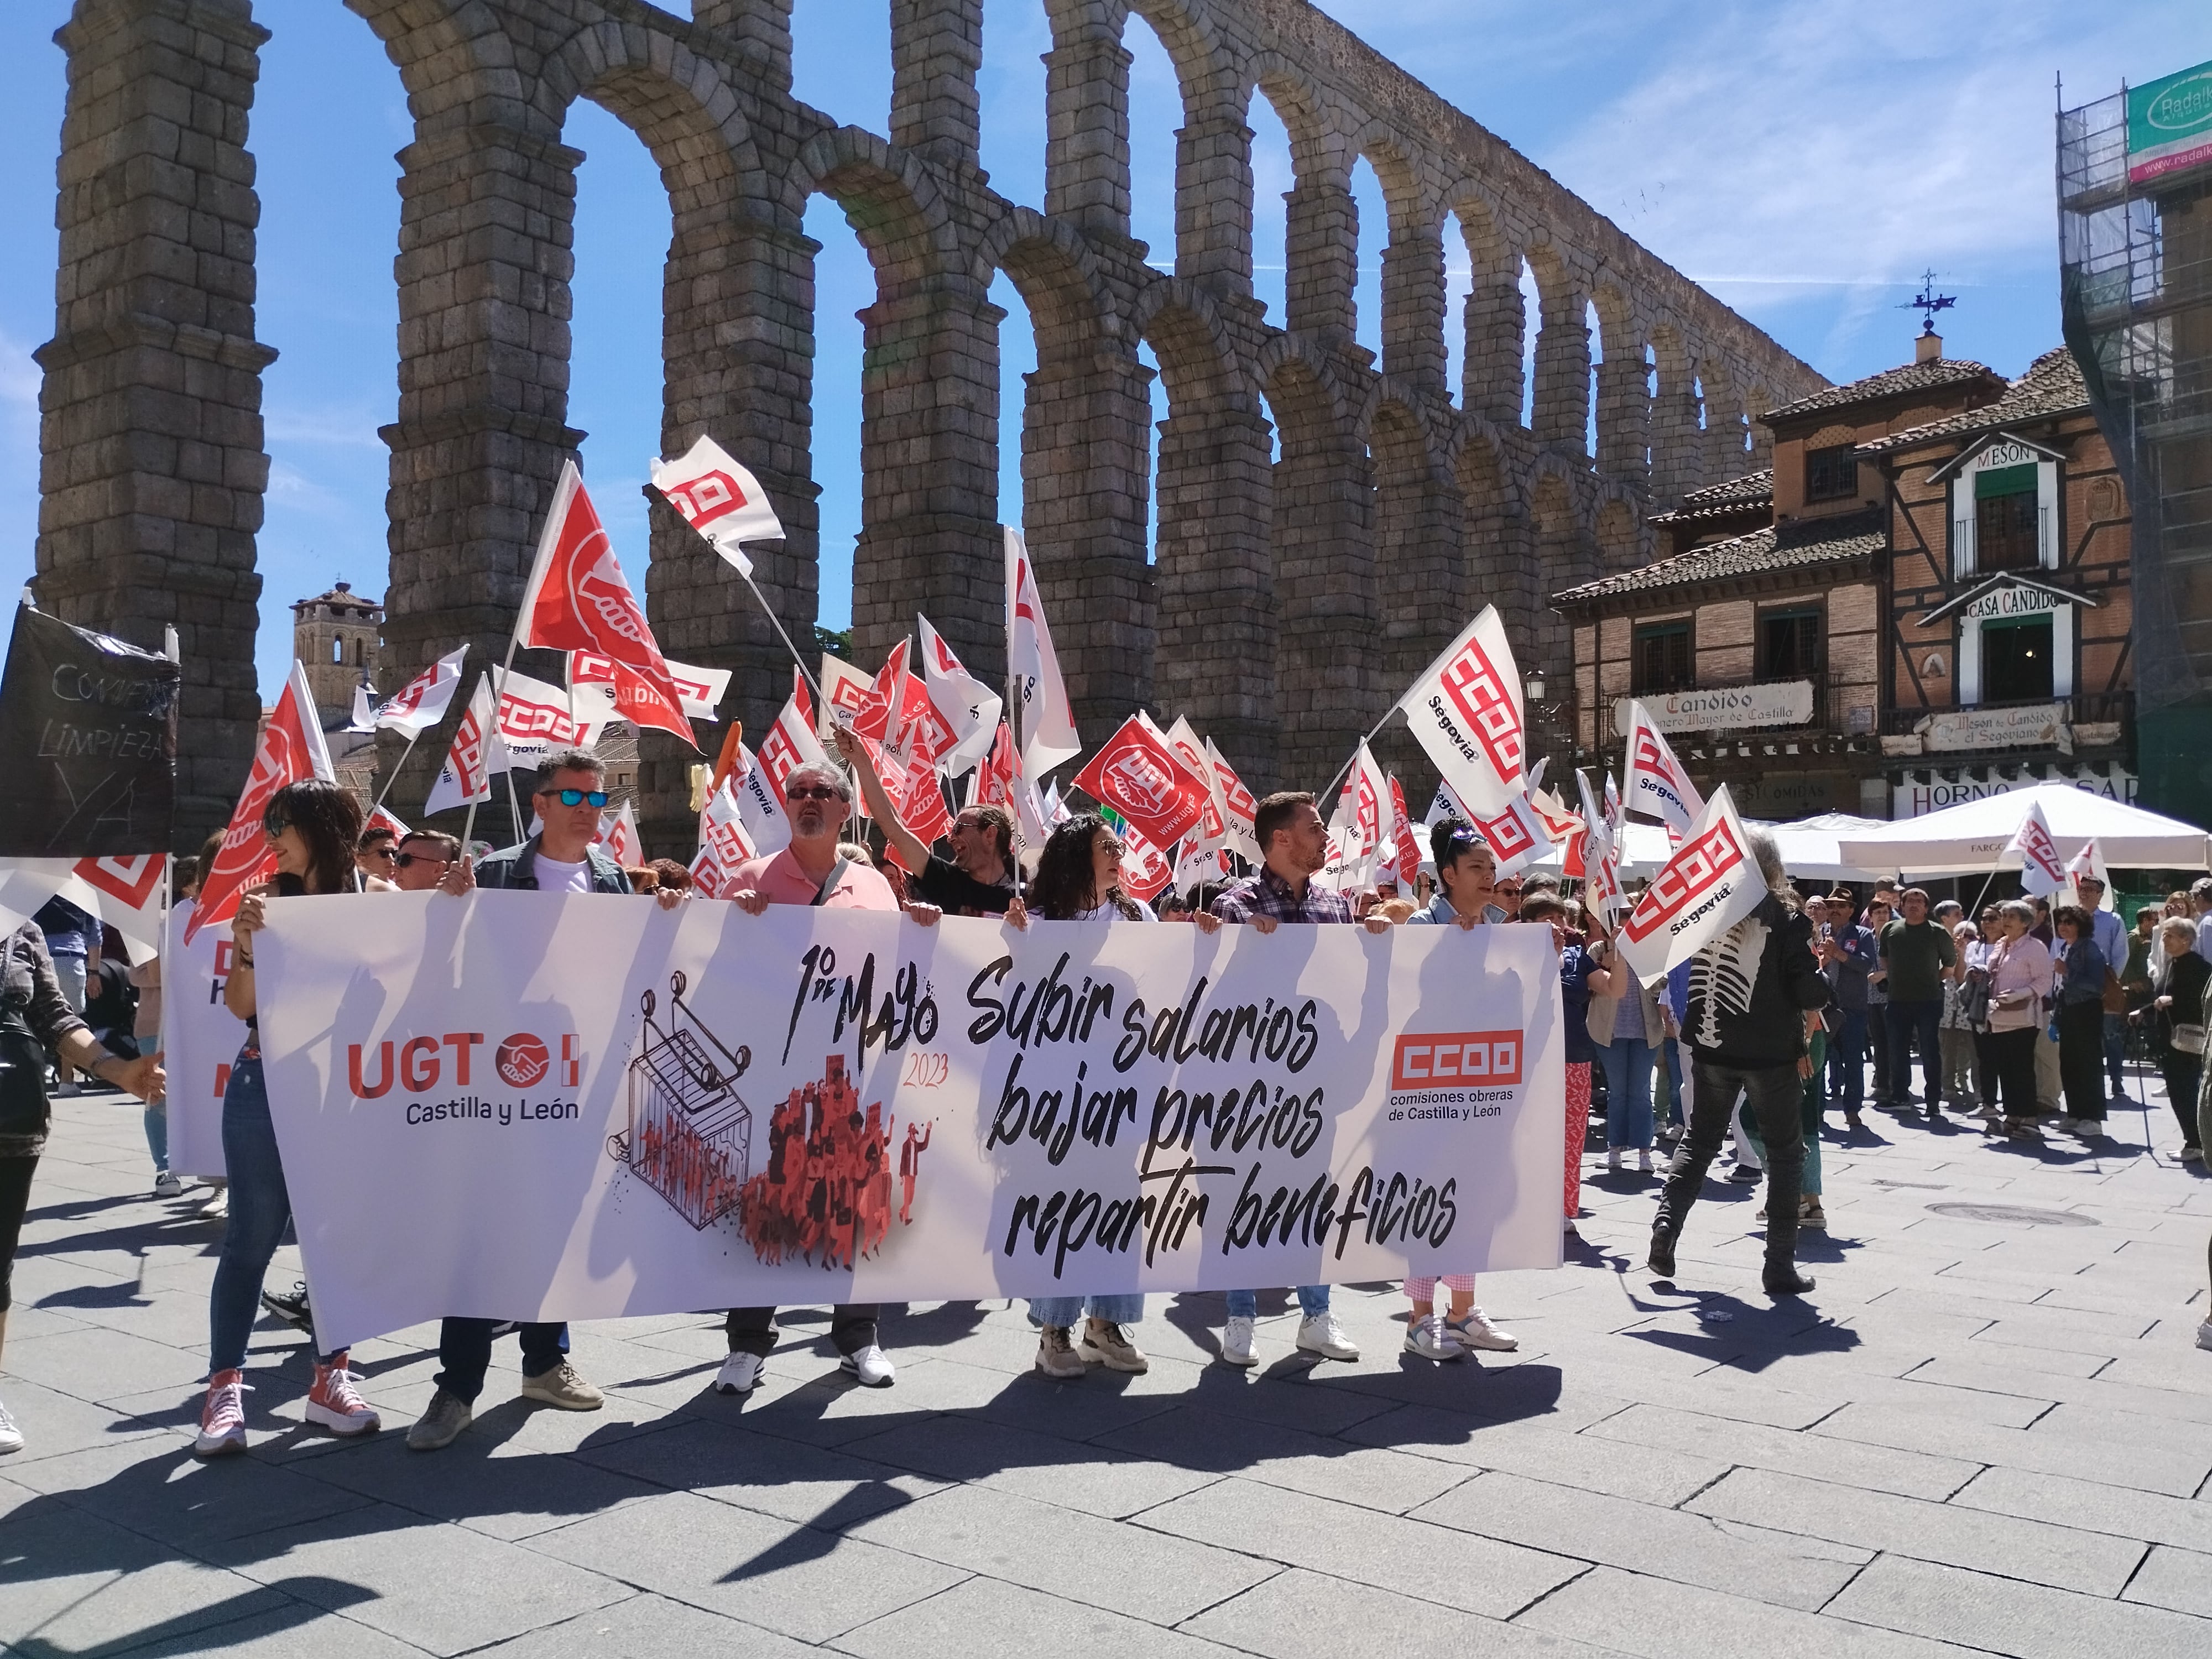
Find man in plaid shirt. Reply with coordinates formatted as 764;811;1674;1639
1210;791;1391;1366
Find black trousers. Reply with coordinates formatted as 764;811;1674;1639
1989;1027;2041;1119
725;1304;879;1359
2058;1001;2107;1121
0;1155;35;1312
434;1318;569;1404
2159;1052;2203;1146
1654;1057;1803;1269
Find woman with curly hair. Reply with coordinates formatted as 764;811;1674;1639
1027;814;1150;921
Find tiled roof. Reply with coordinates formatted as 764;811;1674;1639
1676;468;1773;510
1553;509;1885;607
291;581;383;613
1761;357;2002;422
1858;348;2090;454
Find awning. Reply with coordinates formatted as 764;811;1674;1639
1833;784;2211;876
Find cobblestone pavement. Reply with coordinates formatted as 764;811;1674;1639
6;1074;2211;1658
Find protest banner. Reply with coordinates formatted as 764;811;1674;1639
163;898;246;1178
0;602;180;857
254;895;1566;1350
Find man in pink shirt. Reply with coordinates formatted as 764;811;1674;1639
720;759;936;1394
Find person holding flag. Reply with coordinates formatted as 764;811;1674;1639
1210;792;1390;1366
1637;822;1831;1298
832;726;1018;916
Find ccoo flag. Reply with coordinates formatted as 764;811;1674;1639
1006;528;1080;776
1613;784;1767;980
650;435;786;578
1396;607;1525;816
1621;701;1706;841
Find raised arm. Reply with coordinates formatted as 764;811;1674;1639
832;726;932;875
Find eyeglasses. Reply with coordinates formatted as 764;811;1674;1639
786;785;844;803
543;787;609;809
393;852;447;870
362;846;397;862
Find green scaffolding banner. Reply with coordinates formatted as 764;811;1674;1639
2128;59;2212;185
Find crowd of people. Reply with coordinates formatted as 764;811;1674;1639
2;740;2208;1464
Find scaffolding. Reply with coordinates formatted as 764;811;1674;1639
2059;65;2212;822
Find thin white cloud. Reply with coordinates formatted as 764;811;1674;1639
264;404;389;450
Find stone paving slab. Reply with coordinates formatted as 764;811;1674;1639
6;1078;2212;1657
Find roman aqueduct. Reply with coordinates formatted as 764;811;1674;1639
33;0;1822;847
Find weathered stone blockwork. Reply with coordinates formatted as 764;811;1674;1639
37;0;1823;850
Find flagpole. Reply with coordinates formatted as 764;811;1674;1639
1319;705;1401;804
369;731;420;815
460;629;524;856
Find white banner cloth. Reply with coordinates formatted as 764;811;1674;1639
163;899;247;1178
255;894;1566;1351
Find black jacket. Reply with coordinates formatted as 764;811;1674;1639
1685;893;1832;1071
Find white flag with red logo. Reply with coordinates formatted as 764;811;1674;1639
1396;606;1525;816
425;674;500;818
848;640;911;747
1073;715;1210;852
70;853;169;961
1575;769;1625;924
1162;717;1230;855
2063;837;2111;910
694;777;758;896
1203;740;1261;865
595;800;641;867
366;804;409;841
817;651;875;737
1337;740;1391;864
2006;800;2067;899
492;667;586;770
970;722;1048;852
727;742;792;859
890;671;958;771
1006;527;1080;776
879;734;954;862
571;651;731;736
1623;702;1706;841
1387;778;1424;890
757;670;828;806
1604;772;1625;836
187;661;335;943
917;614;1001;775
650;435;786;578
1530;786;1582;847
1043;784;1069;827
1614;784;1767;980
372;644;469;737
514;460;693;745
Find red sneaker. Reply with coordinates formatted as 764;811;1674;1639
194;1369;248;1458
305;1353;381;1437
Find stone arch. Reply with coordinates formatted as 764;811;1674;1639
982;212;1152;734
783;128;964;282
1265;346;1377;787
1522;238;1590;456
538;22;766;216
1245;55;1334;328
1447;186;1522;423
347;0;516;133
1139;283;1279;781
1354;126;1445;390
1595;494;1640;573
1529;465;1594;682
1123;0;1246;286
1648;322;1703;502
1371;394;1463;791
1588;279;1648;492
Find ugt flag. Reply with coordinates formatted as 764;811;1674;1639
187;661;335;943
1072;716;1209;852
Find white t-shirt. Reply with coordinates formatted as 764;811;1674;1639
533;852;593;894
1073;898;1155;922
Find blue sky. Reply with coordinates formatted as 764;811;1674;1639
0;1;2204;697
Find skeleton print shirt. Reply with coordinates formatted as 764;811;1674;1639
1683;893;1831;1071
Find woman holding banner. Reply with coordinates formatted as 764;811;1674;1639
195;779;389;1457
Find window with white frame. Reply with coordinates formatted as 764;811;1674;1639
1949;439;2058;578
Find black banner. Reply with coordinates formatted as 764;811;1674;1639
0;603;179;856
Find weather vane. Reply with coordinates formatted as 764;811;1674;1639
1900;269;1956;336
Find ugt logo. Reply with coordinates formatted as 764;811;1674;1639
350;1031;582;1098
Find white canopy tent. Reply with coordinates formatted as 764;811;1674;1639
1832;784;2211;879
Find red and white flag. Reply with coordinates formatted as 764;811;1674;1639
694;777;758;895
1575;769;1625;924
515;459;693;745
2007;800;2067;899
1162;717;1230;855
1073;715;1210;852
917;615;1002;775
425;674;500;818
817;651;874;736
971;721;1048;852
1604;772;1625;836
1397;606;1525;816
1614;784;1766;980
880;734;954;860
372;644;469;737
650;435;786;578
187;662;335;943
1043;785;1069;827
1623;701;1705;842
595;800;641;866
757;670;828;805
1006;528;1080;776
2063;837;2110;910
571;651;731;736
1114;816;1175;904
726;742;792;859
890;671;958;770
1203;740;1261;865
1432;773;1552;882
492;667;586;768
366;804;409;841
849;640;911;746
1530;785;1582;847
1387;778;1423;889
71;853;168;961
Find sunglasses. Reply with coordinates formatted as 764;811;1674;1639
393;852;447;870
362;845;397;862
542;787;609;808
786;785;844;802
262;808;290;839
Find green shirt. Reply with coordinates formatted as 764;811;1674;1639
1879;917;1957;1003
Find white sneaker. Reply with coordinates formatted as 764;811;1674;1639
841;1345;895;1387
1220;1315;1258;1367
1403;1313;1464;1361
153;1172;182;1198
1296;1312;1359;1361
1637;1149;1655;1173
714;1352;765;1395
1606;1148;1623;1171
0;1398;20;1454
200;1188;228;1220
1451;1309;1521;1352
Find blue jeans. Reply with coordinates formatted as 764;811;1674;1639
1658;1037;1685;1126
435;1318;570;1403
1225;1286;1329;1319
1824;1009;1867;1110
1886;999;1944;1107
210;1052;337;1371
1599;1038;1655;1149
1029;1295;1144;1327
